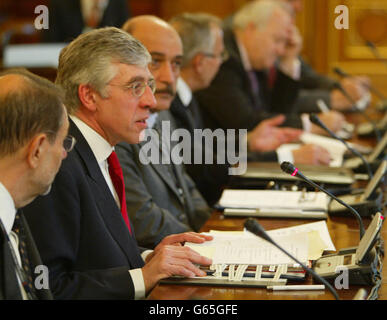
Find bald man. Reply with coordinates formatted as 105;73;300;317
116;16;212;249
0;69;70;300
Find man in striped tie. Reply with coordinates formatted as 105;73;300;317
0;68;70;300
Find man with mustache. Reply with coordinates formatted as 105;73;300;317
115;16;212;249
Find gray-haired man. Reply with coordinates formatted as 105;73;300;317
23;27;212;300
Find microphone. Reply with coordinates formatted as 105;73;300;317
366;41;387;69
333;67;387;103
244;218;340;300
280;161;366;239
309;113;373;179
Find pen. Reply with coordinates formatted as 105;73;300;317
316;99;330;113
267;285;325;291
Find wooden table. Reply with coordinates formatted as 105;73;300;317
148;106;386;301
148;211;385;300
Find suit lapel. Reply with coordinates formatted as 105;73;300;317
1;239;22;299
137;140;184;204
224;29;262;110
170;97;196;134
69;120;143;268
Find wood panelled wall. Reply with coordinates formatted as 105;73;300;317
1;0;386;94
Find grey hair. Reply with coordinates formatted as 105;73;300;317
233;0;292;31
169;13;222;67
56;27;151;114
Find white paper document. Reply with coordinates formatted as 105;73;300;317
219;189;329;211
267;220;336;252
186;221;335;265
186;232;309;265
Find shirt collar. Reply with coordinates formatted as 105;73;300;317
146;112;159;129
70;115;113;164
176;77;192;107
0;182;17;235
235;35;252;72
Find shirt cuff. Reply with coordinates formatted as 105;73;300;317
141;250;153;262
276;147;294;164
129;268;146;300
301;113;311;132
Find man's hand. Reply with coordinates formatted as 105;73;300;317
310;111;345;135
142;232;213;293
247;115;302;152
278;25;303;78
142;245;212;293
331;77;370;111
155;232;213;249
292;144;331;165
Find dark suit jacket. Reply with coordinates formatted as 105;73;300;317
169;96;231;206
44;0;130;43
195;28;302;132
0;212;53;300
115;111;211;249
170;95;281;205
22;120;145;300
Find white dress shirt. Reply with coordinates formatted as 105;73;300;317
70;116;147;300
177;77;192;107
0;182;28;299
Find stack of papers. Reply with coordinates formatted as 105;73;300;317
184;221;336;282
219;189;329;212
187;221;335;264
278;132;371;167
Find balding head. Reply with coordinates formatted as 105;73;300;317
0;73;29;96
123;15;183;111
0;69;65;157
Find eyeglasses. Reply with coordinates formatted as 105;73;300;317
109;79;156;98
63;135;76;152
201;50;229;62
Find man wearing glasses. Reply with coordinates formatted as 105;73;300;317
116;16;212;249
23;27;212;300
0;69;71;300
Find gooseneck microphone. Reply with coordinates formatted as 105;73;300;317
331;76;381;141
244;218;340;300
280;161;365;239
366;41;387;69
309;113;373;179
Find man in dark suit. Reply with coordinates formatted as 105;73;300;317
168;13;321;205
23;27;212;300
195;0;345;138
116;16;212;249
0;68;70;300
44;0;130;42
277;0;370;113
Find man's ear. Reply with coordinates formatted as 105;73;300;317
26;134;48;169
78;84;98;112
192;53;205;74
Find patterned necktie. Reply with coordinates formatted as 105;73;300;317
12;212;37;299
107;151;132;235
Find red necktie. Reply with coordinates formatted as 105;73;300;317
108;151;132;235
268;66;277;89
